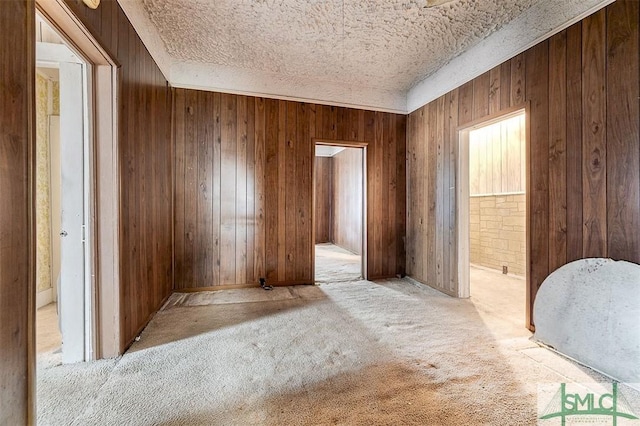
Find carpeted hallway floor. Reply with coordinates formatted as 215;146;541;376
37;278;638;425
315;243;361;283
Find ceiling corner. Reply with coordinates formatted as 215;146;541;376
117;0;174;82
407;0;615;113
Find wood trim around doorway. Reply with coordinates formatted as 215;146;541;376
36;0;121;358
312;140;368;281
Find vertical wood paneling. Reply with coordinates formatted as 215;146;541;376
173;87;186;289
332;148;364;255
236;96;248;285
126;18;140;331
174;91;406;287
489;65;502;115
491;125;501;194
468;117;525;195
435;97;445;290
0;2;34;423
212;93;222;285
477;130;487;194
220;93;237;284
264;99;279;282
606;0;640;263
388;114;398;274
447;89;459;293
582;10;608;258
246;98;256;282
500;62;512;110
254;98;266;279
406;112;417;277
426;103;438;286
511;53;526;105
373;112;384;276
526;41;550;317
380;114;390;273
197;90;213;286
295;104;306;277
473;71;491;120
300;103;312;279
548;31;568;273
307;105;317;278
396;114;407;277
566;23;584;262
458;81;474;125
285;102;297;281
314;157;333;243
415;107;426;281
63;0;174;349
406;0;640;327
277;101;287;281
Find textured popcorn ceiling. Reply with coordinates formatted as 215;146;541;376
119;0;613;112
141;0;533;92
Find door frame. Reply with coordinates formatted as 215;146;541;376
36;0;120;359
312;139;368;281
456;104;531;327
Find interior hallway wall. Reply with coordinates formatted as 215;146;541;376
332;148;363;255
173;89;406;288
315;156;333;244
406;0;640;327
63;0;174;349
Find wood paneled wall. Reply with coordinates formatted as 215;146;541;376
173;89;406;288
0;2;35;423
63;0;173;349
407;0;640;326
332;148;364;255
469;113;525;195
315;156;333;243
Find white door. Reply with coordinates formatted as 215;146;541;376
39;39;89;363
58;60;86;363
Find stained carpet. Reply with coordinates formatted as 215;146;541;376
37;278;639;425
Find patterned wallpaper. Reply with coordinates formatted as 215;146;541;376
35;72;59;293
52;81;59;115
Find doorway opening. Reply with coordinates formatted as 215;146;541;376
35;11;92;364
313;143;366;283
34;0;120;362
458;109;528;329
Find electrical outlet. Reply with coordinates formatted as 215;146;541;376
502;266;508;275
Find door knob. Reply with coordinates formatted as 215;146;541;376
60;230;68;237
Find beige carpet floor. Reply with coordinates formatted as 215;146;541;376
469;265;527;336
37;278;639;425
315;243;361;283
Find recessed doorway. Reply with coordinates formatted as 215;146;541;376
458;109;528;329
313;143;366;283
